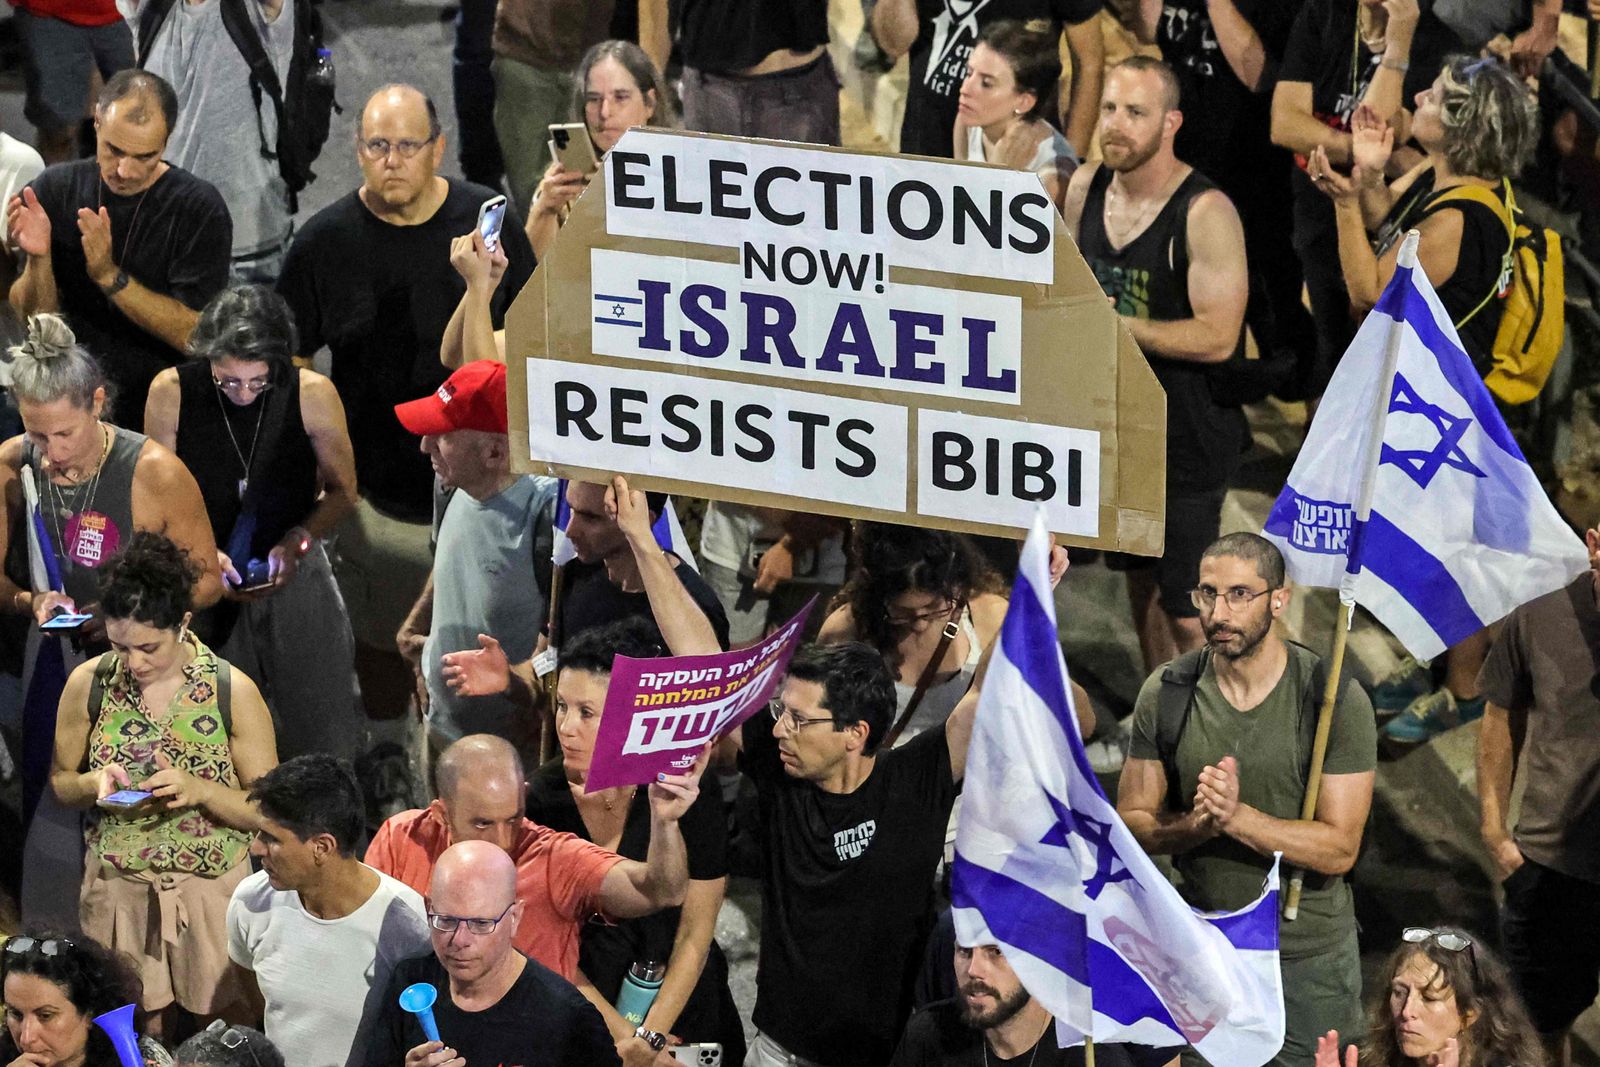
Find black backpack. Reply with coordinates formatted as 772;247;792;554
138;0;340;213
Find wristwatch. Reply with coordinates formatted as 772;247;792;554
634;1027;667;1052
101;269;130;296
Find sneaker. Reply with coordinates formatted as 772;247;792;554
1370;656;1432;718
1381;690;1487;745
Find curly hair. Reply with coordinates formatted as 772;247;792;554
1435;55;1538;183
558;616;665;677
0;930;144;1066
975;19;1061;121
97;531;199;632
1361;928;1545;1067
839;523;997;667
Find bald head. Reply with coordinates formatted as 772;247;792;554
360;84;439;141
437;735;523;801
431;840;517;905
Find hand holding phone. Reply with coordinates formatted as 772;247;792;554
549;122;600;176
41;611;93;632
477;194;507;252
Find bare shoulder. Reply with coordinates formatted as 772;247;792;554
133;436;193;491
816;604;859;645
968;592;1010;636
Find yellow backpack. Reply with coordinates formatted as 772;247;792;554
1434;180;1565;405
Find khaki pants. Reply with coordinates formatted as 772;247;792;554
491;56;574;219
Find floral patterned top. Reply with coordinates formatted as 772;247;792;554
84;636;251;875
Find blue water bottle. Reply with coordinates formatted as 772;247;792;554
615;960;665;1026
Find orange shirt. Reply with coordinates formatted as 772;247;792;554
364;805;623;980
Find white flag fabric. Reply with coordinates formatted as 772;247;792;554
952;512;1285;1064
1264;260;1587;660
551;479;698;570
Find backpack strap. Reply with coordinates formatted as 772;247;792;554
219;0;286;165
87;652;117;721
1154;646;1210;811
135;0;181;65
1424;181;1516;329
881;598;968;750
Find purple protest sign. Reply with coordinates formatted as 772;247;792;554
584;597;817;792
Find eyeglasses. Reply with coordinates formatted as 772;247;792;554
1189;585;1277;612
357;134;437;160
1402;927;1479;981
884;599;956;629
4;936;73;957
204;1019;265;1067
213;375;273;396
769;699;836;734
427;902;514;936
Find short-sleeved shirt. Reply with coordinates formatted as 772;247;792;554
276;181;534;520
141;0;296;258
492;0;615;71
899;0;1102;158
555;558;731;651
526;757;736;1045
423;476;558;744
361;952;621;1067
27;160;232;423
227;867;432;1067
1128;643;1376;959
14;0;122;25
677;0;829;73
1477;573;1600;884
741;716;959;1067
363;805;623;978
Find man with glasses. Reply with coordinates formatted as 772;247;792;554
361;840;620;1067
8;69;233;425
723;639;985;1067
228;755;433;1067
1116;532;1376;1067
276;82;533;736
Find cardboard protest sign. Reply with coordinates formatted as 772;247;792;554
506;129;1166;554
584;599;814;792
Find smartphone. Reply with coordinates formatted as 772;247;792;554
101;789;153;808
477;194;507;252
668;1045;722;1067
41;612;93;632
549;122;600;176
232;559;273;594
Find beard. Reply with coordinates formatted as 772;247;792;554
960;981;1032;1030
1100;132;1162;173
1204;610;1273;660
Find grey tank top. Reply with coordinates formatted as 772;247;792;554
25;425;146;607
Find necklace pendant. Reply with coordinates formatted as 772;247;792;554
237;477;248;499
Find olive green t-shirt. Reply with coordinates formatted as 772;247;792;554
1129;644;1376;959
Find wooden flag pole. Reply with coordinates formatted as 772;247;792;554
1285;229;1418;919
1284;600;1351;918
539;564;565;763
1084;1037;1095;1067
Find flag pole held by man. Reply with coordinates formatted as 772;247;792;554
952;511;1286;1067
1263;231;1590;914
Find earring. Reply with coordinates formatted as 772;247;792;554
1272;600;1281;610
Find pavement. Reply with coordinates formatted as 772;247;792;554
0;0;1594;1059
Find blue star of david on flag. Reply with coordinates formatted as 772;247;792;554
593;292;643;328
1378;373;1486;488
1039;792;1136;900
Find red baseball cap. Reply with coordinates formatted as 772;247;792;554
395;360;508;436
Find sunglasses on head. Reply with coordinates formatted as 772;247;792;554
204;1019;265;1067
3;936;74;957
1402;927;1479;981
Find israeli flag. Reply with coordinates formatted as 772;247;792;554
552;478;698;570
1263;234;1587;661
952;512;1285;1065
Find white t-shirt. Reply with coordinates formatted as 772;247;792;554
228;866;432;1067
0;133;44;252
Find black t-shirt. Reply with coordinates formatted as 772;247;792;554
28;160;232;425
276;180;534;521
361;952;620;1067
525;758;740;1048
899;0;1102;158
890;1000;1153;1067
555;558;732;650
1279;0;1461;158
677;0;829;72
1157;0;1299;197
740;718;959;1067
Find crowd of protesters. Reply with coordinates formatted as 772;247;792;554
1;1;1598;1066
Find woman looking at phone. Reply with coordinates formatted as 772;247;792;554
50;531;277;1037
0;315;222;645
526;40;679;259
144;286;363;762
